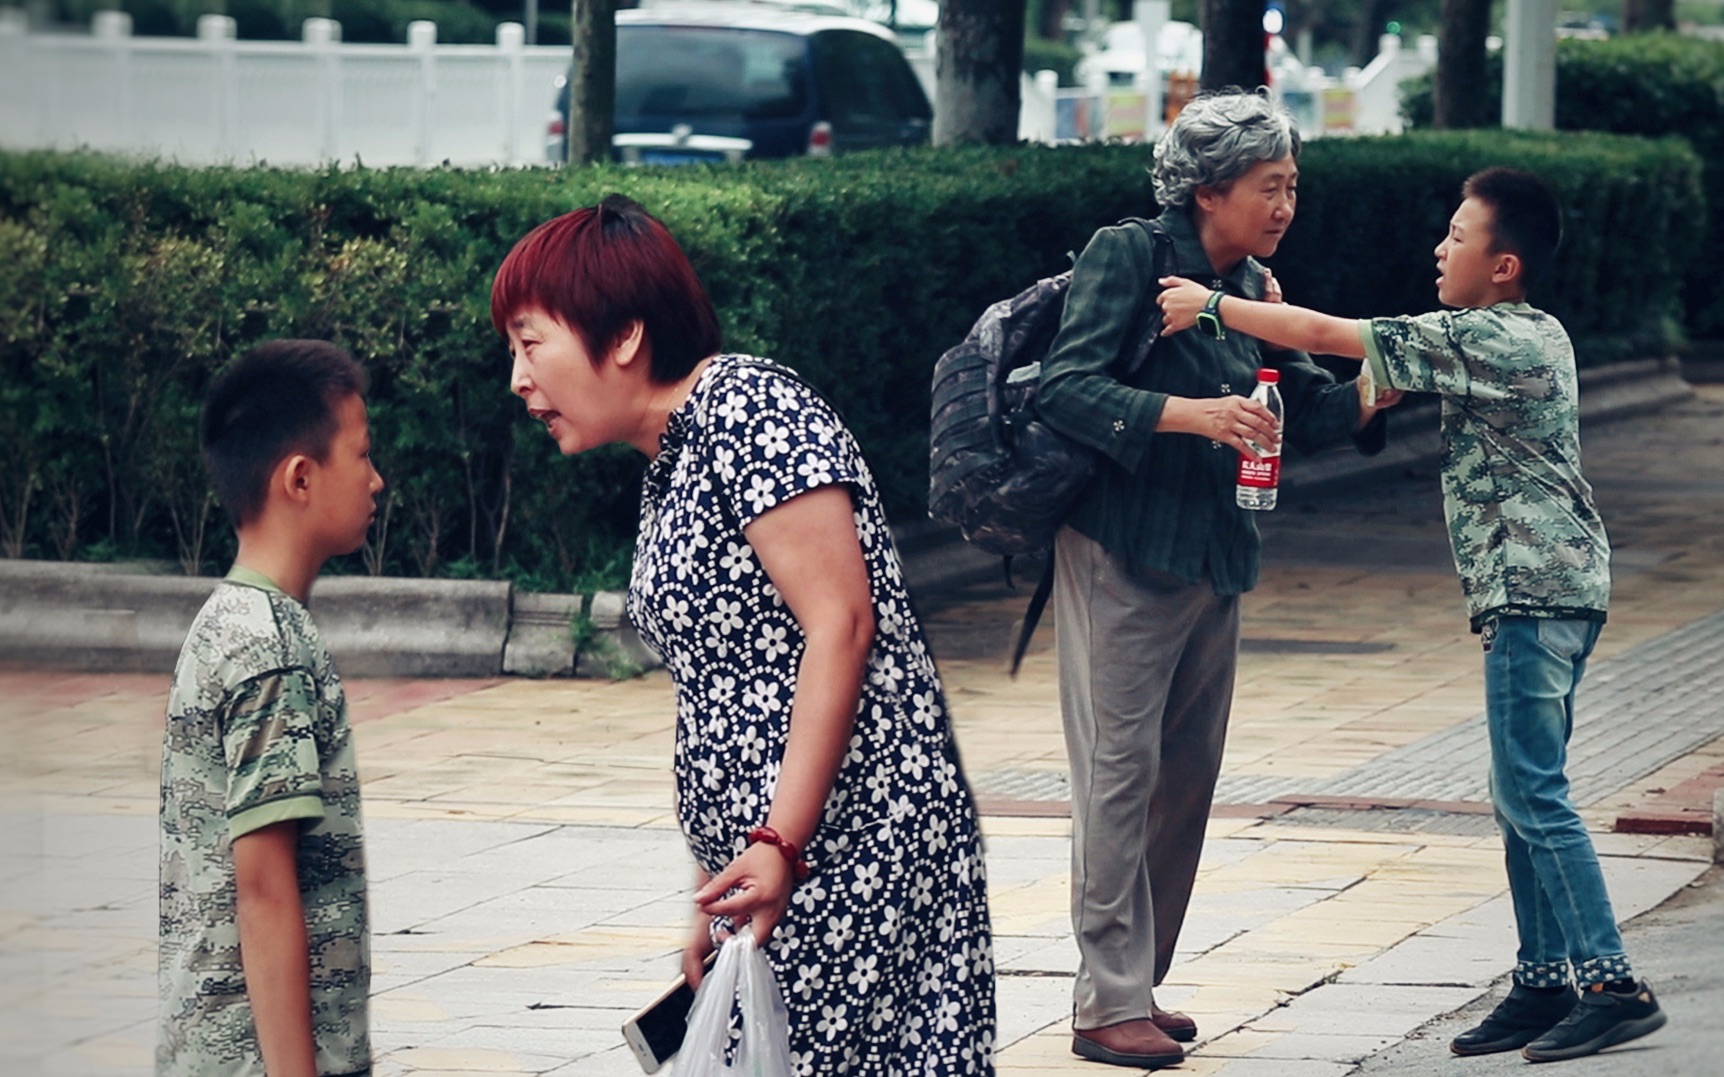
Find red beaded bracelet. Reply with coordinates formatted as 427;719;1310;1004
747;825;811;882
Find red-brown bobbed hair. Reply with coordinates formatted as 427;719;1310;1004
490;194;722;383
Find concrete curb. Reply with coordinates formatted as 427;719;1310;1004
500;590;661;678
0;359;1694;678
0;556;663;681
0;560;513;678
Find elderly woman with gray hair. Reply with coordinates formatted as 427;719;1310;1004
1035;89;1399;1069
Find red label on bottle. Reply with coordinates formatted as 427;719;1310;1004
1237;455;1280;488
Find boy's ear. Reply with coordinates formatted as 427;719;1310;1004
1491;250;1523;287
609;319;648;370
277;453;316;507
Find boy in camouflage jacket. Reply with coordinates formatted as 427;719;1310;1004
159;341;384;1077
1156;168;1666;1063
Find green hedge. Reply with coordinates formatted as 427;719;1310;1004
0;132;1701;586
1401;32;1724;334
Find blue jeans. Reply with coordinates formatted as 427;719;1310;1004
1485;616;1633;989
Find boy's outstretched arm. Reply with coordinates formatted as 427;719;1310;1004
233;821;319;1077
1159;277;1366;359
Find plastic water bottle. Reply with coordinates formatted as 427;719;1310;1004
1236;368;1284;511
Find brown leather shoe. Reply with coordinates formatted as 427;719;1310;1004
1152;1004;1198;1043
1072;1019;1185;1068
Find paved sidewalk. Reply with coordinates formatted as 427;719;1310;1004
1353;865;1724;1077
4;386;1723;1077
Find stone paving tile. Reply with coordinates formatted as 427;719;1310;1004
993;935;1079;976
1206;1060;1355;1077
1283;609;1724;809
1208;1029;1404;1060
996;975;1079;1059
1246;982;1484;1036
540;1048;660;1077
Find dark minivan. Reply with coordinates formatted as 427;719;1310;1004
548;5;932;163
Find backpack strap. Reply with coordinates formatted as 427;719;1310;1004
1008;552;1055;677
1005;220;1171;678
1118;218;1174;380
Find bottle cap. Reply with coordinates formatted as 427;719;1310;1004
1257;368;1279;383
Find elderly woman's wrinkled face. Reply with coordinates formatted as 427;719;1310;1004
1195;155;1298;265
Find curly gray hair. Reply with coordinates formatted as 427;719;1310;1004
1152;90;1301;208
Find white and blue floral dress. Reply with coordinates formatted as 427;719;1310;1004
627;355;996;1074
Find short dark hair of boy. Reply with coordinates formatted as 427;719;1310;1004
1462;167;1564;291
201;340;369;527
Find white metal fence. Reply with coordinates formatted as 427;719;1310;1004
0;10;569;167
0;8;1430;169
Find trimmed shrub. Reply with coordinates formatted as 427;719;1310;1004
0;132;1701;585
1401;32;1724;334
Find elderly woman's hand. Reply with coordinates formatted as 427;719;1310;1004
1262;268;1284;304
1160;395;1282;456
1157;276;1213;335
1356;375;1406;428
694;840;795;947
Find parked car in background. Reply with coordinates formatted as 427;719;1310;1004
547;3;932;163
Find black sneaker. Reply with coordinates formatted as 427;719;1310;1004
1450;984;1579;1056
1522;979;1666;1062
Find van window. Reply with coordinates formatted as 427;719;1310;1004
615;26;809;125
811;30;931;125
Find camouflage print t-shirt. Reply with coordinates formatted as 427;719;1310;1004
1359;303;1610;630
159;567;369;1076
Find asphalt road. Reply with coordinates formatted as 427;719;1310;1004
1352;865;1724;1076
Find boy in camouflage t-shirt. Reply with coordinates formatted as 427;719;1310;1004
160;341;384;1077
1156;169;1665;1063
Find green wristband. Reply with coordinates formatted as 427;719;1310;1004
1195;290;1226;340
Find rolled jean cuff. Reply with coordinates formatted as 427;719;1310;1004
1514;961;1571;988
1574;954;1633;988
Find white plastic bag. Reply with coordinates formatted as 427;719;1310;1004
676;932;794;1077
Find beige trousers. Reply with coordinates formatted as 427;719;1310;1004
1054;526;1239;1028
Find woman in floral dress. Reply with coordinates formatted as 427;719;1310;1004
491;195;995;1074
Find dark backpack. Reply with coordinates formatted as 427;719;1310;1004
928;219;1172;673
928;219;1172;557
930;214;1172;558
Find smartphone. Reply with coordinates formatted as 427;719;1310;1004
621;952;717;1074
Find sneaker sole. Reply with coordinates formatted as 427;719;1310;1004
1451;1030;1546;1056
1522;1010;1668;1063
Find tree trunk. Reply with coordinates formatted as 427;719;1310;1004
1623;0;1676;32
1039;0;1072;41
1280;0;1317;60
567;0;617;166
1433;0;1491;129
1348;0;1388;68
935;0;1027;147
1199;0;1267;92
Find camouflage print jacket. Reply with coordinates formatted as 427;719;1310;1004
158;567;369;1076
1359;303;1610;630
